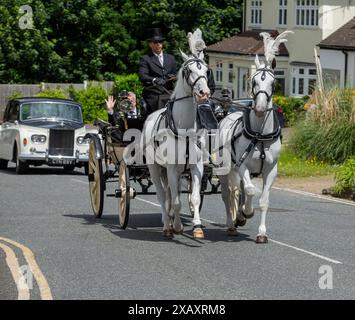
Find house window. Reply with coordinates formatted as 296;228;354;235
296;0;319;27
291;66;317;96
251;1;262;25
216;62;223;83
228;63;234;83
279;0;287;26
274;69;286;95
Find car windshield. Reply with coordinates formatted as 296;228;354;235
20;102;82;122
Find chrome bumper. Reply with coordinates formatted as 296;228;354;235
19;150;89;163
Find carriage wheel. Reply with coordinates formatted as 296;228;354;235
118;161;130;229
187;175;204;217
88;141;104;218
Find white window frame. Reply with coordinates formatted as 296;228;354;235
295;0;319;28
278;0;287;27
250;1;262;26
216;62;223;83
291;66;317;96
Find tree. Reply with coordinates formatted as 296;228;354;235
0;0;243;83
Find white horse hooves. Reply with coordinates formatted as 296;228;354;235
242;209;255;219
235;217;247;227
173;226;184;235
163;229;174;238
227;227;238;236
193;227;204;239
255;235;268;244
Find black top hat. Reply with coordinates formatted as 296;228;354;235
147;28;165;42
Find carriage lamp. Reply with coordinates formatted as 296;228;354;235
77;136;89;145
31;135;46;143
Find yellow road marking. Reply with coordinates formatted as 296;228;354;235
0;242;30;300
0;237;53;300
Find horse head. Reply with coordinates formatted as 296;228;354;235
251;30;294;117
177;28;210;103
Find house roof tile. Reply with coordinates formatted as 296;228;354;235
318;17;355;50
206;30;289;56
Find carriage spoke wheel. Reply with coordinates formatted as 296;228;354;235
88;142;104;218
118;161;130;229
187;175;204;217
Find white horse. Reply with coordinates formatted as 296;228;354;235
141;29;210;238
218;31;293;243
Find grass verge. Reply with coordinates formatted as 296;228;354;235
278;148;337;177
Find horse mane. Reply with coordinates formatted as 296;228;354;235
171;67;184;100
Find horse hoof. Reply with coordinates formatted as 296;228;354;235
227;227;238;236
163;229;174;238
173;227;184;235
236;218;246;227
242;209;255;219
193;228;204;239
255;235;268;244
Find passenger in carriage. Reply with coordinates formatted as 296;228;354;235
105;91;137;127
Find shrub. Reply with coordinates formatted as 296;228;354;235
334;157;355;197
70;85;108;123
35;88;68;99
113;73;143;101
273;95;308;126
289;88;355;164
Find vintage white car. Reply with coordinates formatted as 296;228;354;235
0;97;97;174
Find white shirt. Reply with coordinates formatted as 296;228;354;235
154;52;164;66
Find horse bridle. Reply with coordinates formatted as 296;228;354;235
182;57;208;90
251;67;275;107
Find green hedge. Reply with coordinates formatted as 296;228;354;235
69;85;108;123
32;86;109;123
334;157;355;196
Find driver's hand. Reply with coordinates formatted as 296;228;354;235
153;78;166;86
105;96;116;113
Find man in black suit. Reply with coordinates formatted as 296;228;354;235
138;28;177;115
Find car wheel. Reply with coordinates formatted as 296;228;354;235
0;159;8;170
14;147;28;174
84;163;89;176
63;164;75;172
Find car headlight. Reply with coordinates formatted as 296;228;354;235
76;136;89;145
31;135;47;143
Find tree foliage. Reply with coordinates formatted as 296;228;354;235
0;0;242;83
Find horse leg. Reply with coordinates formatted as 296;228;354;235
190;163;204;239
230;169;246;228
148;164;172;237
239;164;256;218
220;173;238;236
256;164;278;244
167;165;184;235
160;168;171;220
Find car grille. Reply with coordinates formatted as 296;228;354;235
49;129;74;156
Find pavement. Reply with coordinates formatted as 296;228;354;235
1;163;355;300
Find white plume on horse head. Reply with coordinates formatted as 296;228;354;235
188;28;206;59
260;30;294;66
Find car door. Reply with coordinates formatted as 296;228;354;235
0;102;19;160
0;103;11;159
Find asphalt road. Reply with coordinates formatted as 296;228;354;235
0;163;355;300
